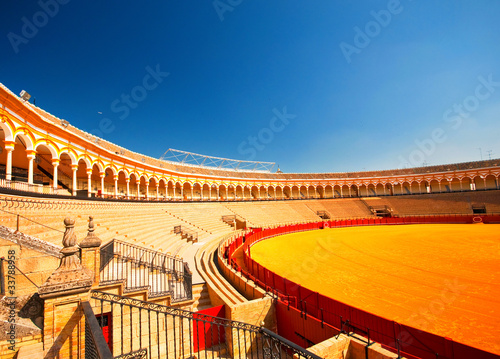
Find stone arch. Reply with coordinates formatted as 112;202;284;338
218;184;227;201
268;185;276;199
0;121;14;142
235;185;243;200
250;185;259;199
277;186;285;199
13;131;35;151
410;180;420;194
77;155;92;169
202;183;210;200
129;173;139;199
316;185;325;199
299;185;308;199
428;179;439;193
116;170;128;197
324;185;333;198
484;174;497;190
34;142;58;159
449;177;462;192
227;184;235;201
402;181;411;195
375;183;385;196
259;185;267;199
182;182;192;201
350;184;359;197
192;182;202;200
307;185;316;199
58;148;77;166
90;160;104;174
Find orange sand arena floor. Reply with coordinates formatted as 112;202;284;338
250;224;500;355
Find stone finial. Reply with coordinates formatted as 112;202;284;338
79;216;102;248
38;217;92;298
59;217;81;270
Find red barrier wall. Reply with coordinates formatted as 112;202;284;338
224;215;500;359
193;305;226;351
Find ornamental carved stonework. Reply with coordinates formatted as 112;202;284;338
38;217;92;298
79;216;101;248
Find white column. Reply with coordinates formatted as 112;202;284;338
190;187;193;201
209;187;212;201
136;181;140;198
126;178;130;198
71;165;78;196
52;159;59;191
100;172;105;197
145;184;149;199
156;185;159;200
26;152;35;185
87;170;92;197
4;143;14;181
459;179;463;191
114;176;118;198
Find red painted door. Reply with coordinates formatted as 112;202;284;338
96;312;112;352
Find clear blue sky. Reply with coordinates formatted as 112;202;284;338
2;1;500;173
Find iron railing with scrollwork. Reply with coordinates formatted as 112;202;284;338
99;239;192;302
83;301;114;359
90;290;322;359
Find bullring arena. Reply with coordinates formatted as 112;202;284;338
0;82;499;359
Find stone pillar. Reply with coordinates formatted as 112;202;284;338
126;178;130;198
114;175;118;197
100;172;105;197
38;218;93;359
71;165;78;196
79;216;102;285
52;159;59;191
136;181;141;199
26;151;36;185
156;184;159;200
145;184;149;199
87;170;92;197
4;141;15;181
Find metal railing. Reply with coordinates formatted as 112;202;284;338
100;240;192;302
172;225;198;242
90;290;322;359
83;301;114;359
